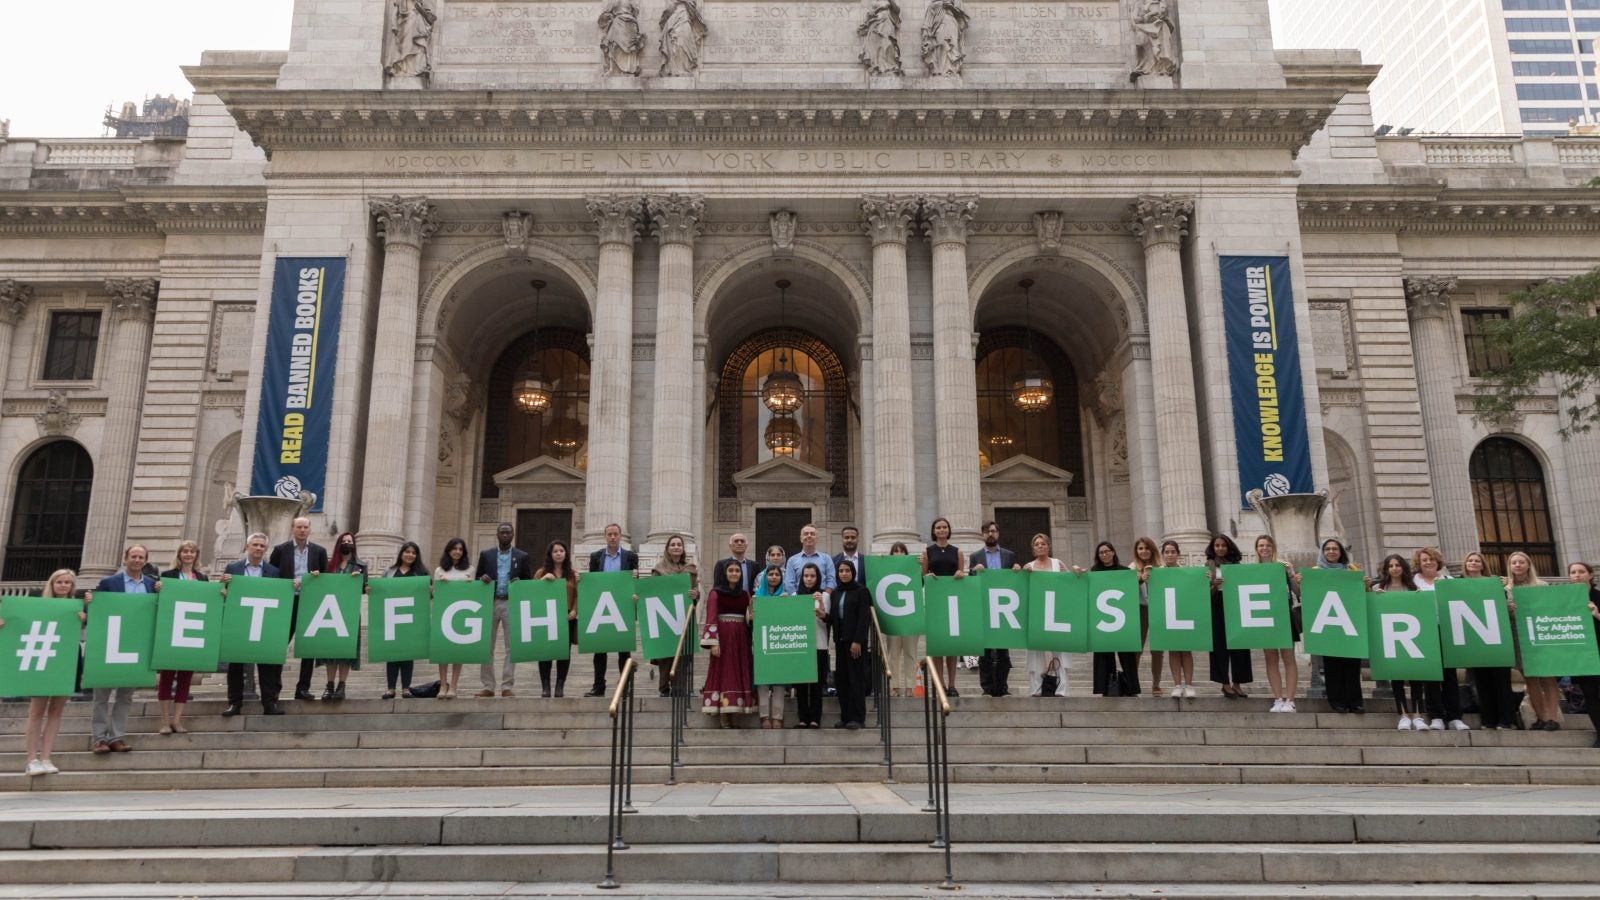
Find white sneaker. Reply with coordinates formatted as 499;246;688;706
24;760;45;777
1428;718;1445;731
1270;698;1286;713
38;760;58;775
1448;719;1470;731
1283;700;1297;713
1397;716;1412;731
1185;684;1197;698
1411;716;1429;731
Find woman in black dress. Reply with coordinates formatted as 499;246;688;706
1090;542;1141;696
1206;534;1253;699
827;559;872;729
918;516;965;696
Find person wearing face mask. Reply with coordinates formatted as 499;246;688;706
269;517;329;702
1315;538;1365;714
316;532;368;702
827;559;872;729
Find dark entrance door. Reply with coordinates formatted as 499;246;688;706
515;509;574;564
755;508;813;561
993;507;1051;557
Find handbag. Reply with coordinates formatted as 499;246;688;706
1104;667;1127;697
1040;659;1060;697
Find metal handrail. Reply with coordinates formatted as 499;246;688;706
921;657;956;890
869;606;894;780
598;658;638;890
666;600;699;786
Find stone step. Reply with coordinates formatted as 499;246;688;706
0;842;1593;885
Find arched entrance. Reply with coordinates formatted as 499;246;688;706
4;440;93;581
1470;436;1557;575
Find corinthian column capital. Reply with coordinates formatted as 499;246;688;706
0;279;34;325
646;193;706;246
369;195;439;248
861;194;920;246
1404;276;1458;321
1125;195;1194;249
103;278;158;321
922;195;979;246
587;195;645;246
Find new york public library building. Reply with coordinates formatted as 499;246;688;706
2;0;1600;589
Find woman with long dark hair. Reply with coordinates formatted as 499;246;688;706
702;559;757;727
381;541;426;699
321;532;368;702
650;534;700;697
1206;534;1252;699
432;537;475;699
919;516;965;696
1130;536;1162;696
1090;542;1140;696
1567;561;1600;746
536;538;579;698
793;563;829;728
1316;538;1365;714
1373;553;1426;730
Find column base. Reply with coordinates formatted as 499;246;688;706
870;531;920;555
359;531;405;569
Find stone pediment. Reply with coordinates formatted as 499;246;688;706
493;455;586;487
981;454;1075;486
733;455;835;487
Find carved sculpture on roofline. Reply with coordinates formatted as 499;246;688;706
599;0;647;76
921;0;969;77
659;0;708;76
858;0;904;76
1131;0;1179;81
386;0;438;82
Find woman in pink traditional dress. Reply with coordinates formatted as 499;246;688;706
701;560;757;727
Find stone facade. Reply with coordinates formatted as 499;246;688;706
0;10;1598;581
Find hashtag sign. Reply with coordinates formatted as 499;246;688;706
17;620;61;672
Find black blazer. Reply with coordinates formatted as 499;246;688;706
222;558;281;579
159;568;210;582
968;546;1016;572
827;583;872;647
713;557;761;594
588;547;639;573
832;552;866;582
268;541;329;581
476;546;534;594
94;572;159;594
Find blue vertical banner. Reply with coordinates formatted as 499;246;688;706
1220;255;1314;507
249;258;347;511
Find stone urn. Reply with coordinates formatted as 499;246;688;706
1244;489;1328;570
233;491;317;545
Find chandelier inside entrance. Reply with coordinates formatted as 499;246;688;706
512;279;553;415
761;279;805;453
1010;278;1055;414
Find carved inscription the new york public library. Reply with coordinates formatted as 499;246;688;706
369;147;1188;174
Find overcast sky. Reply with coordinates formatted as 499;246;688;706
2;1;295;137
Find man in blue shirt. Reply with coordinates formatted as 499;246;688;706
91;545;160;753
475;522;533;697
783;524;836;595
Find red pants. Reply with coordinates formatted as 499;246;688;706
157;670;193;703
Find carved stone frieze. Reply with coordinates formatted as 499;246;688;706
443;374;478;430
587;196;644;246
598;0;647;75
370;195;439;247
1084;371;1122;428
646;193;706;246
104;278;158;321
0;279;34;325
1131;0;1180;81
769;209;797;256
386;0;438;82
33;391;82;437
1125;195;1193;248
502;211;534;253
658;0;708;76
1403;276;1457;321
438;423;456;465
922;195;978;245
858;0;903;76
1032;211;1064;253
920;0;969;77
860;195;920;246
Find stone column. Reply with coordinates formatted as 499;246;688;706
923;196;983;545
0;280;33;396
356;196;438;563
645;194;704;552
861;195;922;548
1125;196;1209;549
1404;276;1478;565
584;196;643;544
857;337;878;545
81;279;158;576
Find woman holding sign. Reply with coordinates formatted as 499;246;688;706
884;543;921;699
650;535;700;698
535;539;578;698
702;559;757;726
1090;542;1141;697
1566;561;1600;745
2;569;88;776
1411;547;1467;731
1206;535;1253;699
156;541;208;734
432;538;475;699
1316;539;1365;714
1161;541;1197;698
380;542;426;699
919;517;966;696
1023;534;1070;698
319;533;368;702
1131;538;1163;697
1254;535;1302;714
754;564;787;727
1374;554;1428;731
1462;551;1515;729
1505;552;1560;730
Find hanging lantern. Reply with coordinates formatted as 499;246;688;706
1011;277;1054;413
514;278;552;416
761;279;806;415
987;433;1015;448
545;411;583;451
764;413;801;456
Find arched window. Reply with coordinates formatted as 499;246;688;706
717;328;849;499
1470;437;1557;576
4;441;93;581
975;328;1084;494
482;329;590;496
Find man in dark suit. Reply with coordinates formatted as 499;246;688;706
219;532;285;715
91;545;161;753
713;532;760;594
969;520;1019;697
586;522;638;696
831;525;866;584
267;516;329;701
476;521;534;697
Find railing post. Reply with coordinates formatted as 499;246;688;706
623;667;637;813
921;659;937;813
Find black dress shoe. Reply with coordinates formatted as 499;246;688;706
833;720;848;728
221;704;241;717
947;688;959;698
585;686;606;697
321;687;335;701
294;690;315;701
845;721;861;730
554;685;565;698
262;703;285;716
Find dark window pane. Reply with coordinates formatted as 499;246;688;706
1460;309;1511;377
39;311;101;381
3;440;94;580
1469;438;1557;577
